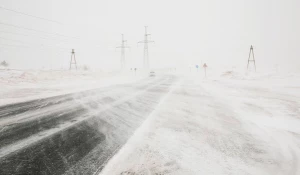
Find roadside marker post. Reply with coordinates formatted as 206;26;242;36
196;65;199;72
203;63;207;78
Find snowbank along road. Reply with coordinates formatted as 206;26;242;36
0;75;178;175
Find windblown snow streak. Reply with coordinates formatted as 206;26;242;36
100;75;300;175
0;75;178;175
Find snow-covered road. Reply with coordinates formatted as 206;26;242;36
101;75;300;175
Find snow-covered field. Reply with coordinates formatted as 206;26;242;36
100;71;300;175
0;69;144;106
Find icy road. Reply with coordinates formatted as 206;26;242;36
0;75;177;174
0;74;300;175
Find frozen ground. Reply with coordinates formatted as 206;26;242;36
100;71;300;175
0;69;144;106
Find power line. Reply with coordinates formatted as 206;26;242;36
0;30;101;51
0;6;111;46
0;32;103;57
0;43;29;48
0;36;69;52
0;36;26;44
0;22;104;48
0;30;77;44
0;21;79;40
0;5;63;24
0;44;69;62
0;30;34;37
0;34;68;50
0;43;69;56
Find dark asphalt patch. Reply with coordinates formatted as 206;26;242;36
0;121;105;175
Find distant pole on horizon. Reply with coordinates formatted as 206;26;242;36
69;49;77;70
247;45;256;72
138;26;154;70
116;34;130;70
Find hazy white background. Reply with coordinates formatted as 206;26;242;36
0;0;299;72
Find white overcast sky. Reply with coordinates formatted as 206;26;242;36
0;0;299;72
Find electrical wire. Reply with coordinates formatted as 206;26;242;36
0;5;107;47
0;21;104;48
0;5;63;24
0;21;79;39
0;36;70;52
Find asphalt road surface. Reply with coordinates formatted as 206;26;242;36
0;75;178;175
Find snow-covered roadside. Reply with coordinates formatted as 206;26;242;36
100;72;300;175
0;69;145;106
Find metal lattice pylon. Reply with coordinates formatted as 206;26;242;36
138;26;154;69
247;45;256;71
116;34;130;70
69;49;77;70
